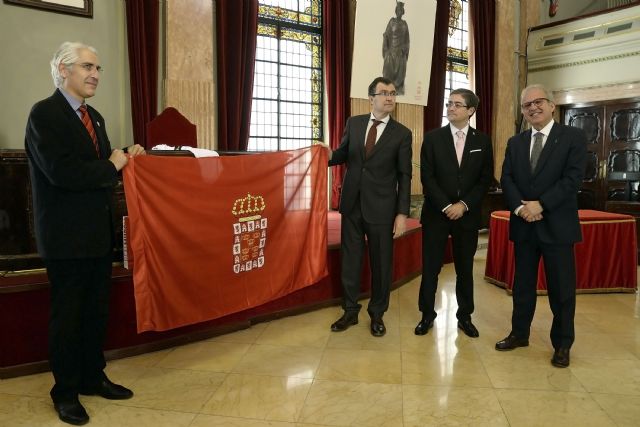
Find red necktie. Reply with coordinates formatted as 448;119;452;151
79;104;99;157
365;119;383;158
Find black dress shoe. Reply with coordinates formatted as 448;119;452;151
551;348;570;368
370;316;386;337
80;378;133;400
54;398;89;425
457;320;479;338
495;334;529;351
331;312;358;332
414;319;434;336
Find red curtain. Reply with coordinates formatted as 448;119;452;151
323;0;351;209
124;0;159;148
470;0;496;136
216;0;258;151
424;0;451;133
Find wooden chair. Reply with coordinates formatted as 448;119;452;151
146;107;197;148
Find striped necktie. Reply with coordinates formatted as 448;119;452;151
79;104;99;157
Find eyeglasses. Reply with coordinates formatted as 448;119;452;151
74;62;103;73
521;98;548;109
445;101;469;109
372;91;397;97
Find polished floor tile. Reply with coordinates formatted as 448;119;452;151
88;404;196;427
495;389;616;426
118;367;226;412
232;344;323;378
155;340;251;372
316;348;402;384
402;384;509;426
591;393;640;427
4;246;639;426
191;414;297;427
298;379;403;426
401;351;492;387
256;317;332;348
201;373;312;422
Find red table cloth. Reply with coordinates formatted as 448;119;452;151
485;210;637;293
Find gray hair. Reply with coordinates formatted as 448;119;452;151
520;84;555;105
50;42;97;88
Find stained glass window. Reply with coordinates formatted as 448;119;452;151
249;0;323;151
442;0;470;125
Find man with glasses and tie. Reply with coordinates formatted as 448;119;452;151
323;76;412;337
25;42;144;425
496;84;587;368
415;88;493;338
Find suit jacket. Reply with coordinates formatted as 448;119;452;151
500;122;587;244
329;114;412;224
420;124;493;230
25;89;119;259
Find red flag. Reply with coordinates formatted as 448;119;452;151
123;146;328;332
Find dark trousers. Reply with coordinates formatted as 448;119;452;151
44;254;112;402
340;205;394;318
511;235;576;349
419;220;478;322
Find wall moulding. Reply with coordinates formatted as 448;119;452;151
527;4;640;93
553;81;640;105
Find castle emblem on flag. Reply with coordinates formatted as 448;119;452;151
232;193;267;274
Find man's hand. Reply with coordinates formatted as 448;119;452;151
444;202;466;220
519;200;543;222
393;214;407;238
127;144;146;157
314;142;332;160
109;149;128;171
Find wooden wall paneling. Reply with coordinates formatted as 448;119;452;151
164;80;216;150
164;0;215;149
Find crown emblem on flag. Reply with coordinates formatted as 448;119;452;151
232;193;266;221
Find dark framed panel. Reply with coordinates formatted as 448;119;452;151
3;0;92;18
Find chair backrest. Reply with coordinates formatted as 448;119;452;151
146;107;197;148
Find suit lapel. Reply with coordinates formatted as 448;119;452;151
459;126;481;169
442;125;458;167
518;129;534;178
354;115;369;160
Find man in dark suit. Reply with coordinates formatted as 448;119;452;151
415;88;493;338
496;84;587;368
324;76;412;337
26;42;145;425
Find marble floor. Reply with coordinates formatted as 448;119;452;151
1;246;639;426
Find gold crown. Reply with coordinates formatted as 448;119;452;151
232;193;266;220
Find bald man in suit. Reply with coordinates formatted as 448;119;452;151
496;84;587;368
415;88;493;338
323;76;412;337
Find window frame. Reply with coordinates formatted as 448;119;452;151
249;1;324;152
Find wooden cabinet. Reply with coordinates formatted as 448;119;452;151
562;99;640;260
0;149;126;271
